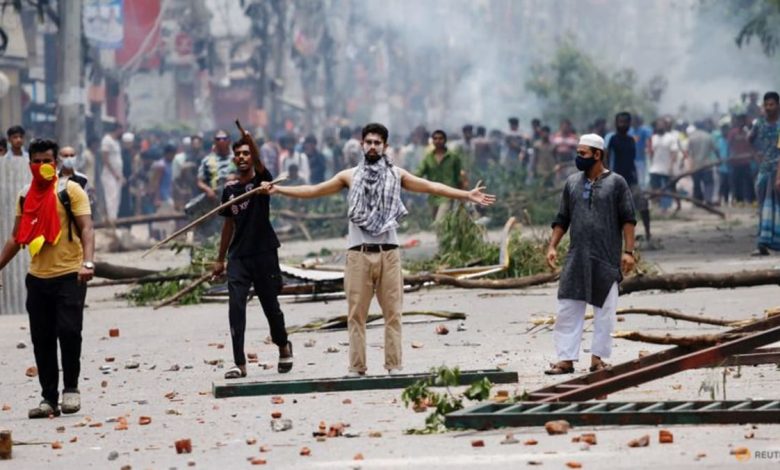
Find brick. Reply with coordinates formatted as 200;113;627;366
544;420;570;435
299;447;311;456
628;435;650;448
109;328;120;337
658;430;673;444
175;439;192;454
138;416;152;426
471;440;485;447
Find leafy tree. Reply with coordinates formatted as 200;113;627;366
525;39;665;132
733;0;780;56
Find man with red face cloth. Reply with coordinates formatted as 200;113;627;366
0;139;95;419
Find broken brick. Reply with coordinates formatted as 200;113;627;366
524;439;538;446
354;453;364;460
342;398;352;405
69;436;78;443
368;431;382;438
101;380;108;388
246;438;257;445
299;447;311;456
1;404;9;411
659;430;673;444
175;439;192;454
250;458;266;465
566;462;582;469
104;357;115;363
327;423;345;438
25;367;38;378
51;441;62;450
435;325;449;335
109;328;120;338
471;440;485;447
580;433;597;445
259;445;270;452
628;435;650;448
271;411;282;419
271;396;284;405
138;416;152;426
544;420;570;435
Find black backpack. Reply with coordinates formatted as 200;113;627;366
19;176;88;242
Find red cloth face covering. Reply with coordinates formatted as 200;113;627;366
15;163;62;256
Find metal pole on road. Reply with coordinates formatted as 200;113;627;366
55;0;84;149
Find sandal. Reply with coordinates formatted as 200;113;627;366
28;400;60;419
589;361;611;372
544;362;574;375
278;341;293;374
224;366;247;380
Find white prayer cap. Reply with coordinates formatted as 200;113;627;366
182;136;192;146
578;133;604;150
121;132;135;143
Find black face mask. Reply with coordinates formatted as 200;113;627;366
575;155;597;172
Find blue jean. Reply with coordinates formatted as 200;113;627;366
650;173;672;210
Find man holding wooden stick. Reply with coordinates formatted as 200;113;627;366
211;131;292;378
262;122;495;376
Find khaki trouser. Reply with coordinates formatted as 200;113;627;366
345;248;403;373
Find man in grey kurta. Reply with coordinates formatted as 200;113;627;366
545;134;637;375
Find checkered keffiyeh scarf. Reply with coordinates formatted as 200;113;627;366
348;156;408;237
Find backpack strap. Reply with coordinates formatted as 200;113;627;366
57;182;81;242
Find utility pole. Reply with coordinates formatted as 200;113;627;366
55;0;84;149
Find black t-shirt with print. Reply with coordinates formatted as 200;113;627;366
219;169;280;259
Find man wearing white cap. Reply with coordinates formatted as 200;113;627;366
544;133;636;374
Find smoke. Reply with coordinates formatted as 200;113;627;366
345;0;778;135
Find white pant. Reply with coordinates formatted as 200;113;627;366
554;282;618;361
101;170;121;220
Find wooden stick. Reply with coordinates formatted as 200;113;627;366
141;176;286;258
153;272;212;310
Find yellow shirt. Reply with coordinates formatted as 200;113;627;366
16;180;91;278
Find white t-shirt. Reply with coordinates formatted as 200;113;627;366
649;133;680;176
100;134;122;179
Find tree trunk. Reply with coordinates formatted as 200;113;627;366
620;269;780;295
613;331;747;348
403;271;560;289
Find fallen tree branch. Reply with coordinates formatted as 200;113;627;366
615;308;747;327
620;269;780;295
643;190;726;218
288;310;466;333
403;271;559;290
664;155;756;190
90;273;199;288
613;331;747;348
94;262;159;280
93;212;187;229
153;273;212;310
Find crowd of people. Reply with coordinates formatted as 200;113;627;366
0;87;778;418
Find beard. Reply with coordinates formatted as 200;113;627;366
364;151;382;163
